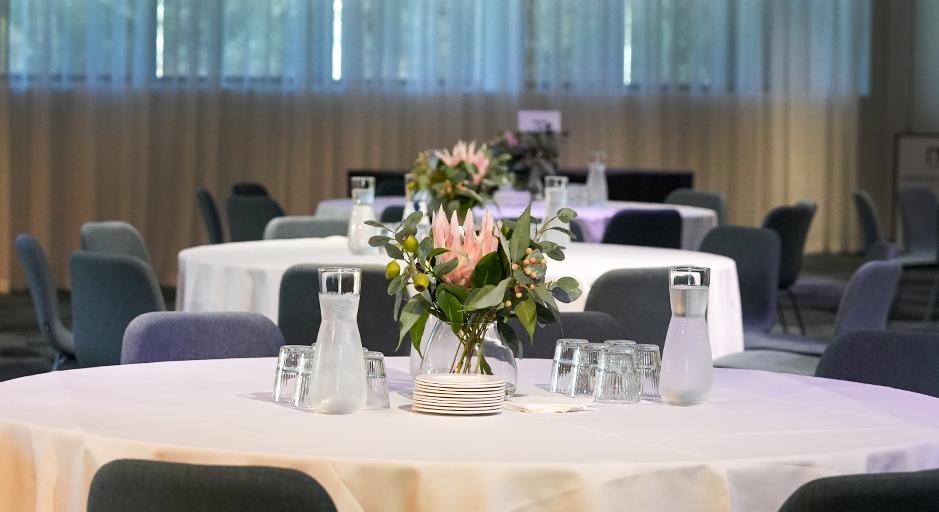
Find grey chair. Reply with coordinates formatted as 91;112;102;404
815;330;939;398
716;260;903;374
80;221;153;266
263;216;348;240
14;234;75;370
601;210;683;249
762;204;815;334
779;468;939;512
853;190;884;254
510;311;625;358
196;188;225;244
231;182;270;196
70;251;167;367
790;240;900;313
584;268;671;350
380;205;405;223
226;195;286;242
122;312;285;364
898;184;937;266
699;226;781;333
664;188;727;225
278;264;407;355
88;459;337;512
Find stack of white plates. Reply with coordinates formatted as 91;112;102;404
412;374;506;415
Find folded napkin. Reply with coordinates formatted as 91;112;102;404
504;395;594;413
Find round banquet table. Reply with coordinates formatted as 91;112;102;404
2;357;939;512
314;197;717;249
177;237;744;358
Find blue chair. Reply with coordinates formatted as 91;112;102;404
278;264;407;355
122;312;285;364
601;210;683;249
70;251;166;367
196;188;225;244
510;311;625;358
88;459;337;512
762;204;815;334
853;190;884;254
664;188;727;226
80;221;153;266
380;205;405;223
779;468;939;512
263;216;348;240
790;241;899;313
226;195;286;242
699;226;781;333
898;184;937;266
231;182;270;196
584;268;671;350
14;234;74;370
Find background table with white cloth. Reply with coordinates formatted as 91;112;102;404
177;238;744;358
314;197;717;249
2;357;938;512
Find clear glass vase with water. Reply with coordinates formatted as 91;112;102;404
659;266;713;406
304;267;367;414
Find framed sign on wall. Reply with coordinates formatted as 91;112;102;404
893;132;939;237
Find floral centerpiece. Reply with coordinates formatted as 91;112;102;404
489;129;565;196
407;140;511;221
366;204;581;387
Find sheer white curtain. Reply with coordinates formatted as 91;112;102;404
0;0;870;290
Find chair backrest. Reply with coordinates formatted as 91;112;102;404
779;468;939;512
700;226;780;332
852;190;883;253
278;264;408;355
263;216;348;240
664;188;727;225
14;234;73;355
815;330;939;398
70;251;166;367
864;240;899;262
88;459;337;512
584;268;671;350
380;205;405;223
122;312;285;364
80;221;153;266
899;184;938;255
196;188;225;244
833;259;902;336
510;311;625;358
376;180;405;197
226;195;286;242
569;220;585;242
601;209;683;249
231;181;270;196
762;204;814;289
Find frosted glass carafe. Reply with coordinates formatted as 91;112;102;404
348;176;379;254
306;267;367;414
585;150;608;205
541;176;571;246
660;266;713;406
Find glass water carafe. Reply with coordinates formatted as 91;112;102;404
541;176;571;246
585;150;608;205
348;176;379;254
659;266;712;406
305;267;367;414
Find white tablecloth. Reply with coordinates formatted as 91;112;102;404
178;237;744;358
2;357;938;512
314;197;717;249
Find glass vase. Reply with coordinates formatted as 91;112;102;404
418;320;518;396
304;267;367;414
659;266;712;406
585;150;608;205
348;176;379;255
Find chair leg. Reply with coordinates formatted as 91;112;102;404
777;299;790;334
924;274;939;327
787;289;806;336
51;352;68;371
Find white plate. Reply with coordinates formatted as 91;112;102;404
413;395;505;405
415;374;506;388
413;397;504;407
412;405;503;416
413;386;506;396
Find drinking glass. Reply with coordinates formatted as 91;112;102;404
549;339;588;394
636;343;662;401
568;342;605;398
273;345;315;403
604;339;637;348
364;351;390;410
292;346;318;408
593;346;641;404
348;176;378;254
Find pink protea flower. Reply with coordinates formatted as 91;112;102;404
504;130;519;147
432;206;499;287
436;140;490;187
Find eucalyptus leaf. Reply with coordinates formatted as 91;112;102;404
471;251;503;287
429;247;449;258
546;247;566;261
536;301;559;325
401;211;423;232
369;235;391;248
407;310;430;354
549;226;576;237
509;205;532;261
398;298;427;344
532;285;558;311
464;278;510;311
538;241;559;253
386;274;405;295
393;289;403;321
557;207;578;223
551;287;571;303
384;243;404;260
557;276;579;292
513;268;533;284
433;257;459;277
418;236;433;260
364;220;387;230
516;298;537;342
438;283;469;303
